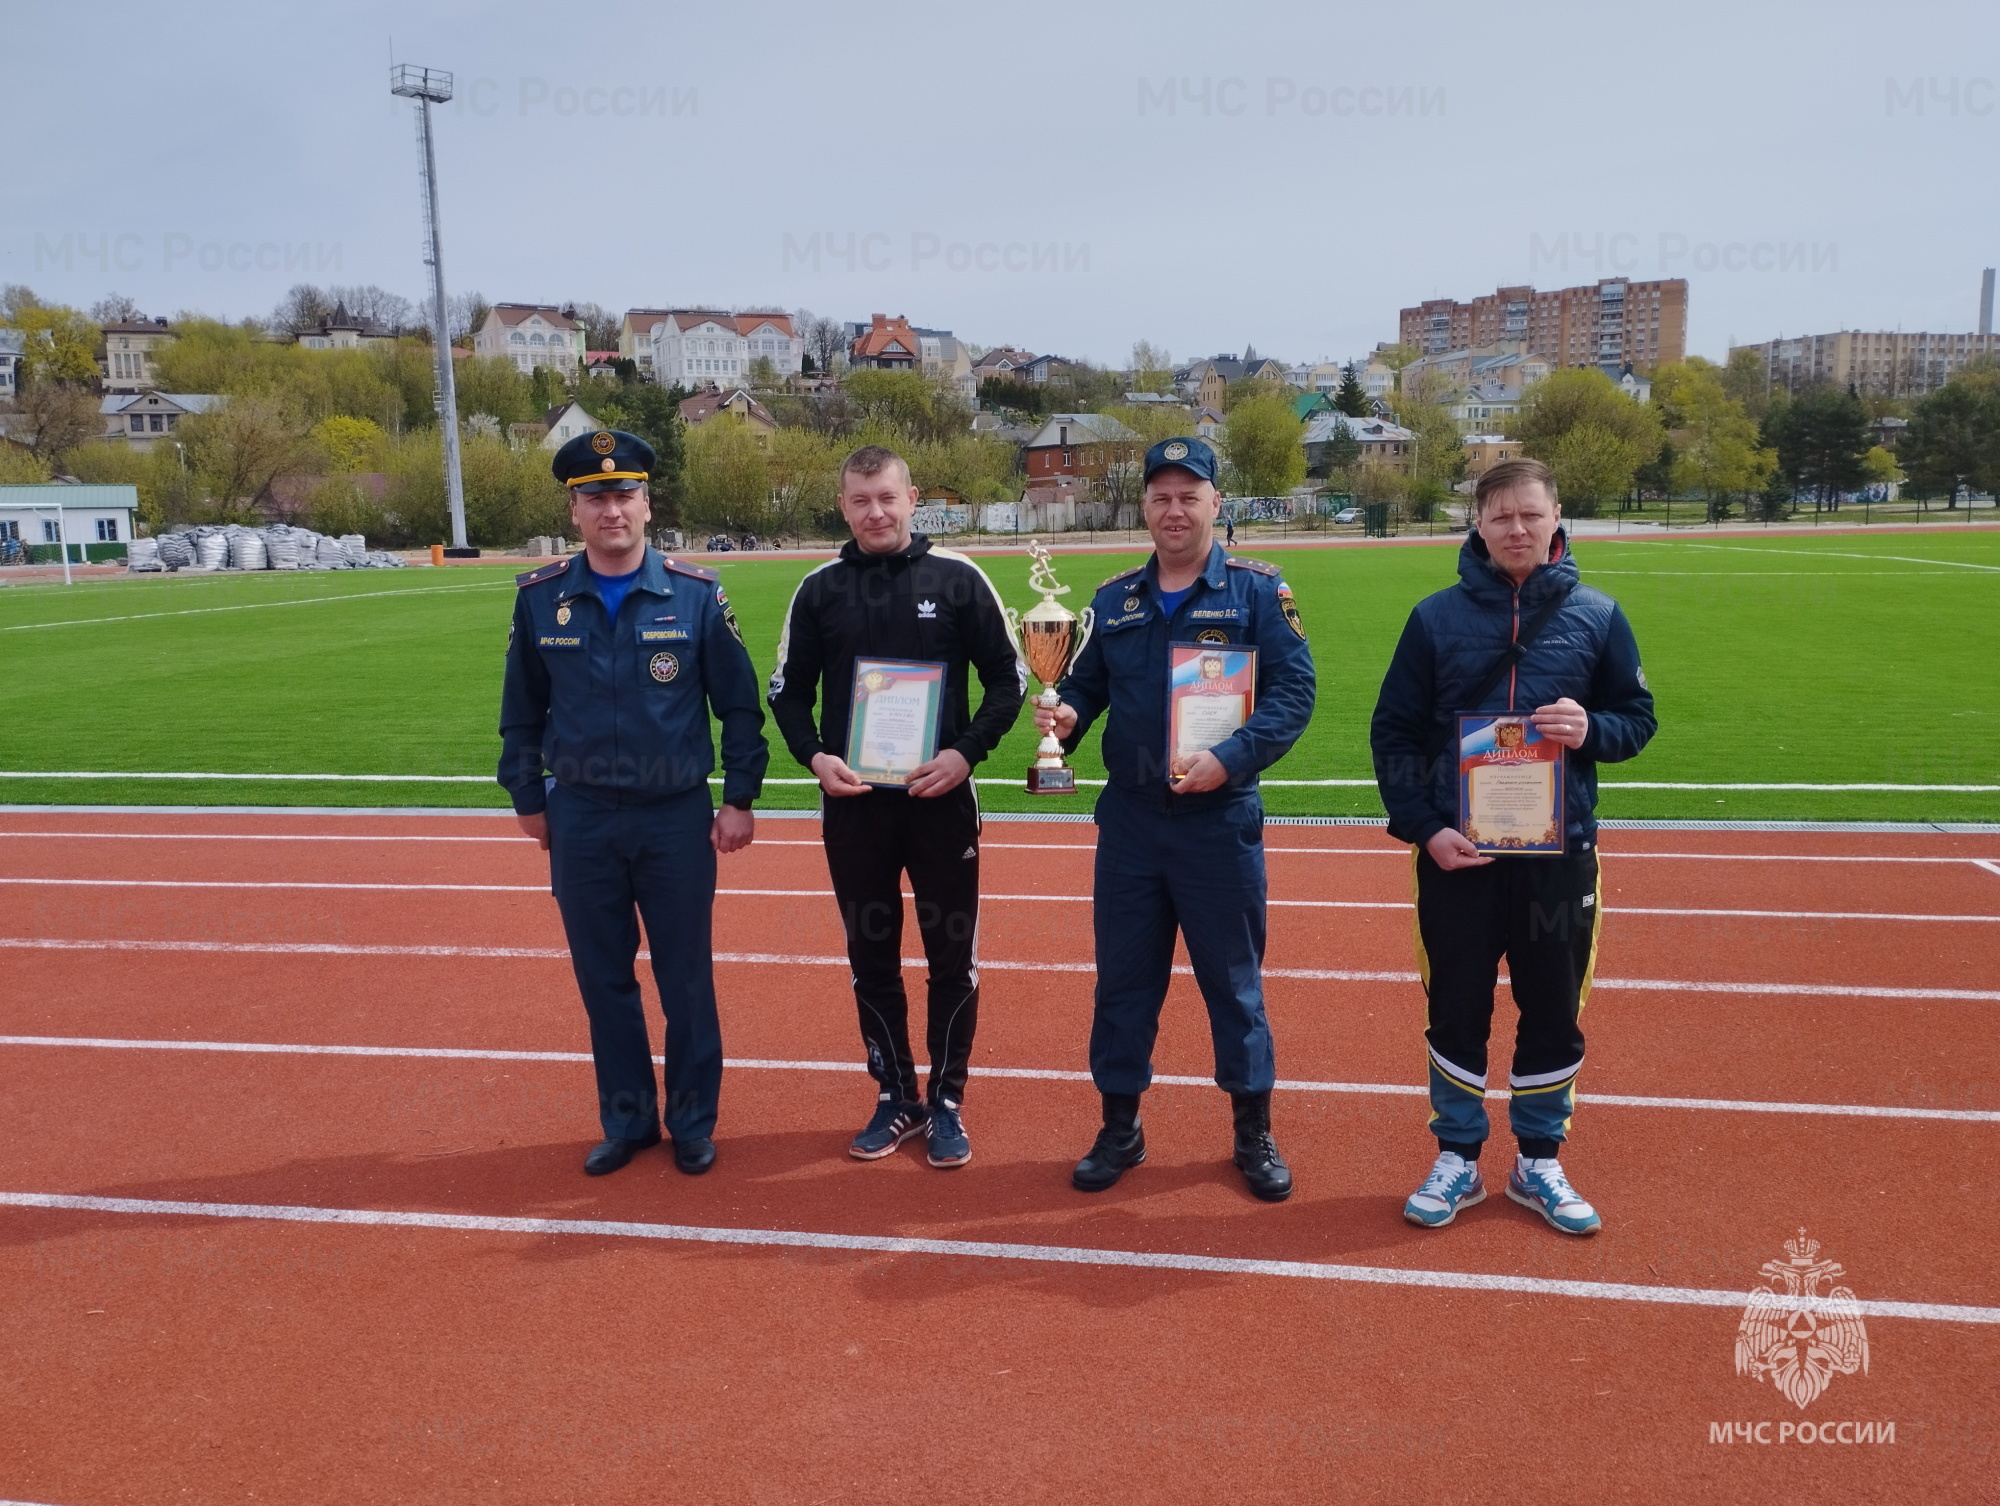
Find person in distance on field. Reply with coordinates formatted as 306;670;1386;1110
1369;457;1655;1236
498;428;769;1179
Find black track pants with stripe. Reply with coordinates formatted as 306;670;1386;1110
1413;845;1601;1152
822;784;981;1107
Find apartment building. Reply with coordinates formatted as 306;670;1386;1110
1400;279;1687;373
1727;329;2000;397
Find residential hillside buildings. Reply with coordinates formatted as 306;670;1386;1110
972;347;1036;384
1400;344;1550;397
618;309;677;377
645;311;800;386
1174;354;1288;409
678;386;778;443
1021;412;1137;485
849;314;922;372
101;318;177;392
100;391;224;447
474;304;586;374
293;304;395;351
1461;434;1524;479
0;329;20;403
1400;279;1688;373
1303;412;1414;472
1727;330;2000;397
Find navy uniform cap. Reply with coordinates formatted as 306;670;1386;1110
553;428;657;491
1142;436;1219;485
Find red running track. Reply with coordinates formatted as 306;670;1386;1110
1;811;1996;1504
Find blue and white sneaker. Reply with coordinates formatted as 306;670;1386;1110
925;1100;971;1168
1506;1155;1601;1236
849;1097;926;1160
1403;1151;1485;1228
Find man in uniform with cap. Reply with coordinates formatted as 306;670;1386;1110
499;428;769;1177
1033;437;1317;1201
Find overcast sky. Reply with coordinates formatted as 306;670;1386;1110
9;0;1997;367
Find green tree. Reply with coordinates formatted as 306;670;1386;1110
310;415;385;473
1899;374;2000;507
14;381;102;468
1763;385;1873;510
174;396;310;518
1129;341;1173;394
1220;389;1306;495
1512;367;1664;466
2;288;102;388
1333;361;1370;417
1549;424;1640;517
682;415;771;534
1720;346;1772;422
1654;359;1775;519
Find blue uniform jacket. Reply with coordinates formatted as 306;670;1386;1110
1058;542;1317;808
497;549;769;815
1368;528;1655;849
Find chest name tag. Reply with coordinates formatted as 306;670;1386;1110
537;634;584;650
638;627;690;642
1188;608;1242;621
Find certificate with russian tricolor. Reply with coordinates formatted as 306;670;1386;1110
1457;712;1565;854
1168;643;1257;782
845;658;946;788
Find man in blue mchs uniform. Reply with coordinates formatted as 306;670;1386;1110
498;428;769;1178
1370;457;1655;1236
1034;437;1317;1202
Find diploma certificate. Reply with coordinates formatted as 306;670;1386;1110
1456;712;1565;854
846;659;946;788
1168;643;1257;782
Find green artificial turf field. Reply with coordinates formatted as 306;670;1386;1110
1;528;1996;822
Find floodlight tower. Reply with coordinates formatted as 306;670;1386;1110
391;63;467;550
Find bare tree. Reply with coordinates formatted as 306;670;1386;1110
447;291;491;347
89;293;144;324
270;284;335;334
805;316;847;378
327;285;417;330
17;382;103;466
565;301;620;352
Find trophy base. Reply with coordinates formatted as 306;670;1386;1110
1026;764;1078;795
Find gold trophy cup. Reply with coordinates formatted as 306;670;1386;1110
1005;541;1096;794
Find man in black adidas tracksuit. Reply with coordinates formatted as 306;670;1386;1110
767;445;1025;1169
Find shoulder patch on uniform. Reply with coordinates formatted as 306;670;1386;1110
1226;556;1280;577
514;557;571;589
1099;564;1145;588
663;557;719;582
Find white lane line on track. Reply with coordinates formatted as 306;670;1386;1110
4;936;1996;1001
3;877;1992;926
7;1034;1996;1124
6;832;1995;867
4;1191;1993;1324
1681;543;2000;573
0;580;510;632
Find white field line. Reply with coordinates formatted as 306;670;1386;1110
1;876;1992;926
1680;543;2000;573
7;1033;1996;1125
0;580;510;632
3;935;1996;1002
3;1190;1993;1324
2;770;1996;793
3;831;1996;867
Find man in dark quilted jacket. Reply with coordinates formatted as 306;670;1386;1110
1370;457;1655;1238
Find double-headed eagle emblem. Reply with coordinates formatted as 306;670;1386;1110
1734;1228;1870;1410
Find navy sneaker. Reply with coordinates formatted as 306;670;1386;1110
850;1097;926;1160
926;1100;972;1168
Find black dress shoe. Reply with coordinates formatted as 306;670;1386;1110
1230;1090;1293;1202
1073;1092;1146;1192
584;1130;661;1176
671;1136;716;1175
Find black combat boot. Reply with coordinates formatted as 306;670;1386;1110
1073;1092;1146;1192
1230;1090;1293;1202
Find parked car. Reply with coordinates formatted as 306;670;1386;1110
1333;507;1364;525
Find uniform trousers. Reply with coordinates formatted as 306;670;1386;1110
1089;783;1276;1096
1414;845;1602;1155
822;783;982;1107
547;781;723;1143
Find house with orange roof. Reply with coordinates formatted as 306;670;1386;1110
848;314;921;371
472;304;585;375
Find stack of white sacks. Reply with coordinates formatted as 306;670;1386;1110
132;526;405;571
